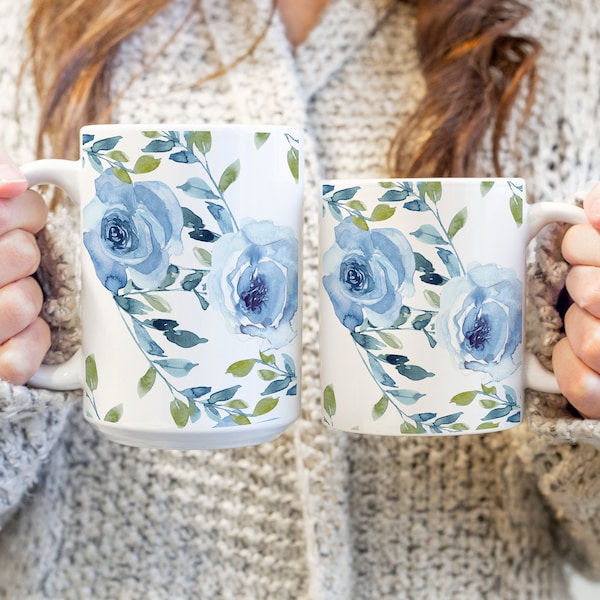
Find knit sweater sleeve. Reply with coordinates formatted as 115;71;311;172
517;219;600;578
0;387;76;528
0;200;81;526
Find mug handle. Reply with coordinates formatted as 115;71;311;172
524;201;587;394
20;159;83;391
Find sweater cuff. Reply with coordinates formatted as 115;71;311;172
525;390;600;449
0;380;79;422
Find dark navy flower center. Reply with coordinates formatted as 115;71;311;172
240;271;268;314
341;257;373;295
102;213;139;253
464;310;491;351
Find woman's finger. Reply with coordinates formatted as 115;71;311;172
563;303;600;374
562;222;600;267
0;230;42;288
0;189;48;237
0;147;28;199
0;277;44;343
565;265;600;319
553;337;600;419
0;317;51;385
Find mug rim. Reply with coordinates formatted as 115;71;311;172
81;123;303;134
322;176;525;185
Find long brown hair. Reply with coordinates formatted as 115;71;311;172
25;0;539;176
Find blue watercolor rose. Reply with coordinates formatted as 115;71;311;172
437;263;522;380
322;218;416;330
83;170;184;293
208;220;299;349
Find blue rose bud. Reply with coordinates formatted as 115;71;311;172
83;170;183;294
322;218;415;330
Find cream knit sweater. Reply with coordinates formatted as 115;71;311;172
1;0;600;598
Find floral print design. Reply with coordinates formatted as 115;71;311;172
321;179;525;434
82;130;301;428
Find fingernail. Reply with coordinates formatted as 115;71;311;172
0;161;26;183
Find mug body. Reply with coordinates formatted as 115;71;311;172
79;124;303;449
319;178;527;435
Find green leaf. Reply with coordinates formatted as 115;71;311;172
259;351;276;365
480;181;495;197
449;423;469;432
112;166;132;184
218;159;241;193
287;147;300;182
323;384;336;417
372;396;388;420
133;155;161;174
226;399;249;410
170;399;190;428
400;422;425;434
193;247;212;266
231;414;251;426
447;207;468;239
142;293;171;312
370;204;396;221
186;131;212;155
253;396;279;416
510;193;523;226
85;354;98;391
450;391;478;406
226;359;257;377
418;181;442;203
254;132;271;149
351;215;369;230
424;290;440;308
377;331;403;349
142;131;160;138
480;399;499;409
481;383;497;395
346;199;367;211
104;404;123;423
138;367;157;398
476;422;499;431
258;369;277;381
107;150;129;163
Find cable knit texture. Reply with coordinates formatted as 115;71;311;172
1;0;600;598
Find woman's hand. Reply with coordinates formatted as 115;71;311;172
554;183;600;418
0;148;50;384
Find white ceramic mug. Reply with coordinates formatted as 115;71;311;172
319;178;585;436
23;123;303;450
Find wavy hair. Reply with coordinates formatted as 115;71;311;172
25;0;539;176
